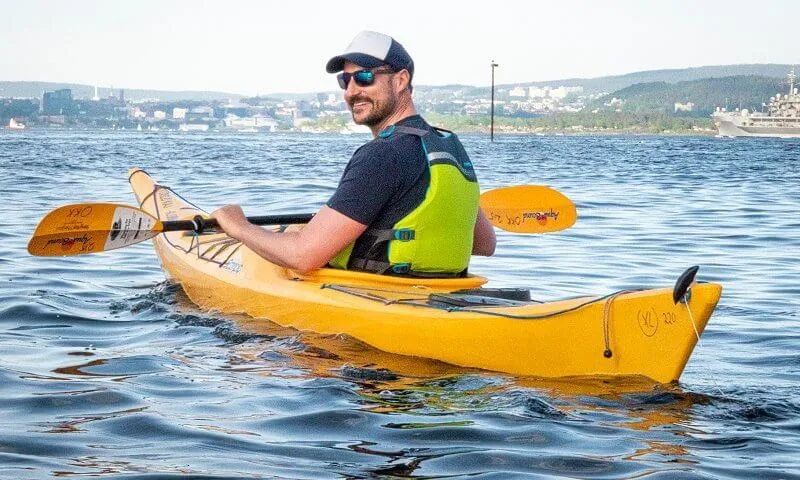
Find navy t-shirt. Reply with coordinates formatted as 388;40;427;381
327;115;431;228
326;115;431;262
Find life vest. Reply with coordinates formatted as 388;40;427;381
329;124;479;276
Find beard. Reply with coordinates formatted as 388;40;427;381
349;93;397;127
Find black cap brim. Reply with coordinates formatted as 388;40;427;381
326;53;386;73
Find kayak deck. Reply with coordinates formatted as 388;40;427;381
129;168;722;383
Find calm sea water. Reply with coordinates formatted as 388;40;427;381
1;130;798;479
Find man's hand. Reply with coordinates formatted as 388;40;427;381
211;204;249;239
205;204;366;274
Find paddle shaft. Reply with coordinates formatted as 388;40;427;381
168;185;575;235
162;213;315;233
28;185;575;257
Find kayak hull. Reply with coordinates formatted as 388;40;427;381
129;168;722;383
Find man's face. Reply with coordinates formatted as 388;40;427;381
341;61;397;127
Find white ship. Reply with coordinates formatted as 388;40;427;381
7;118;26;130
223;114;277;132
712;69;800;138
178;123;210;132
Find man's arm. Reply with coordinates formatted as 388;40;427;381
472;207;496;256
212;204;367;273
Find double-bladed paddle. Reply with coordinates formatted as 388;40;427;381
27;185;576;257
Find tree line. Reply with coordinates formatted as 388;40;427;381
590;75;788;116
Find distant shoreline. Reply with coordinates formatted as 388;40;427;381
2;125;719;136
2;63;787;138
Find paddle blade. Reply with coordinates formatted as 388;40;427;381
479;185;576;233
28;203;161;256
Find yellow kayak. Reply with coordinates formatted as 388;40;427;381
129;168;722;383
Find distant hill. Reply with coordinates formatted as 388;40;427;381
474;64;796;95
592;75;791;116
1;64;795;101
0;81;243;102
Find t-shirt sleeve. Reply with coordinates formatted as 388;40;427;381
326;142;400;226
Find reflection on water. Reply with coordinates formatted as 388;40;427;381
1;131;798;478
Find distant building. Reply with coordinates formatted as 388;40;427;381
529;87;549;98
224;114;278;131
190;106;214;116
1;98;40;118
527;85;583;100
173;107;187;119
549;87;570;100
509;87;527;98
153;110;167;120
275;106;298;119
322;93;342;107
674;102;694;112
129;106;146;119
42;89;75;115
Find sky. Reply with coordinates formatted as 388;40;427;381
1;0;798;95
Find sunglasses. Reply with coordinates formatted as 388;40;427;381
337;68;395;89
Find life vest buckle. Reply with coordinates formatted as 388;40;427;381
391;263;411;274
394;229;415;241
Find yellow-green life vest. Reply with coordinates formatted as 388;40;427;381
329;125;479;276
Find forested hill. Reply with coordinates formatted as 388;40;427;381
592;75;791;116
488;64;795;95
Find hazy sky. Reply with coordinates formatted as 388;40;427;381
2;0;798;95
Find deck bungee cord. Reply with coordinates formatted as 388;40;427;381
133;170;244;268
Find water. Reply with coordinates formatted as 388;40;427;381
1;130;798;478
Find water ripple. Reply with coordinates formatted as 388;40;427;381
1;131;799;478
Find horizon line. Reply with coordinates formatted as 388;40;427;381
1;62;796;98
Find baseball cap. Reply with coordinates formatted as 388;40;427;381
326;31;414;81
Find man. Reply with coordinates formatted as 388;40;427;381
213;31;495;275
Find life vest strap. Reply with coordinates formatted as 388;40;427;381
348;227;414;273
392;125;428;137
